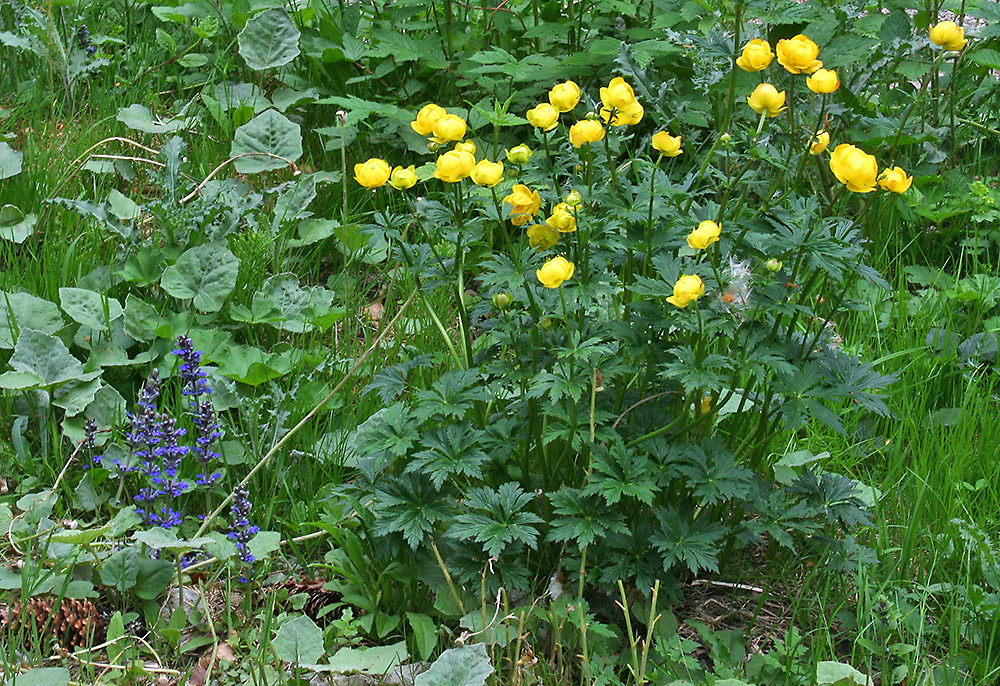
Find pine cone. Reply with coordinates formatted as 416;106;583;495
280;578;342;625
1;596;107;649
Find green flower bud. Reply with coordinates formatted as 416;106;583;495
765;258;783;272
564;189;583;207
492;292;514;310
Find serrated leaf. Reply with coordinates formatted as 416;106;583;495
1;329;94;389
238;9;301;70
230;109;302;174
414;643;493;686
160;242;239;312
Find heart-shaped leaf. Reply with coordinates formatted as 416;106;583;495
230;109;302;174
160;242;239;312
238;9;301;71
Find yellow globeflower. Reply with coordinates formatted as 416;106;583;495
776;34;822;74
433;149;476;183
503;184;542;225
687;220;721;250
651;131;683;157
410;103;447;136
806;68;840;94
526;103;560;131
929;21;967;51
388;165;417;190
454;140;477;155
808;130;830;155
829;144;878;193
736;39;774;72
601;100;644;126
569;120;606;147
549;80;582;112
546;203;578;233
354;158;391;188
469;159;504;188
527;224;559;250
878;166;913;193
600;76;637;110
536;256;575;289
431;114;467;144
506;144;533;164
666;275;705;308
746;83;787;117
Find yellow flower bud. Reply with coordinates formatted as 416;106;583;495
666;274;705;308
454;140;477;155
806;68;840;94
776;34;822;74
686;220;721;250
492;292;514;310
536;256;575;289
546;203;578;233
746;83;787;117
526;224;559;250
651;131;683;157
878;166;913;194
433;149;476;183
388;165;417;190
469;159;504;188
829;144;878;193
354;158;391;188
548;80;582;112
410;103;446;136
431;113;467;144
506;144;533;164
736;38;773;72
526;103;559;131
568;119;606;147
929;21;967;51
564;190;583;207
809;130;830;155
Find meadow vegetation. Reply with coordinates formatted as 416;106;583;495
1;0;999;684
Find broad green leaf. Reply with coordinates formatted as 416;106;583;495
0;291;64;349
100;548;140;592
406;612;438;661
248;530;282;559
53;378;102;416
106;612;126;664
59;287;123;331
0;141;22;179
135;557;174;600
116;104;192;134
414;643;493;686
1;329;97;389
968;48;1000;71
816;661;873;686
272;615;325;665
107;190;141;221
238;9;301;70
4;667;71;686
325;641;407;674
230;109;302;174
0;204;37;243
160;242;239;312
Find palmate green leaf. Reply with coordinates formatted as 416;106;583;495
406;422;489;489
372;474;452;549
661;347;732;394
789;470;872;529
238;9;301;71
547;487;628;547
650;508;727;575
449;483;543;558
413;369;490;422
524;369;589;403
363;354;433;405
584;442;659;505
817;348;896;418
675;442;754;506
